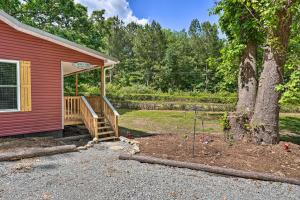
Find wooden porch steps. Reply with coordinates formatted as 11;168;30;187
96;112;118;141
98;126;111;130
98;121;110;125
64;96;119;140
98;131;115;136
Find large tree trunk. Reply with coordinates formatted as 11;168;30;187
236;42;257;114
228;42;257;141
250;2;293;144
250;47;283;144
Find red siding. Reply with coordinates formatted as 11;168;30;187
0;20;104;137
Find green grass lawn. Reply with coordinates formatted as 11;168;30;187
119;109;300;143
119;109;224;134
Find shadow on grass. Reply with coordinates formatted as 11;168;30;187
280;117;300;134
280;135;300;145
280;116;300;145
118;108;137;115
119;126;157;138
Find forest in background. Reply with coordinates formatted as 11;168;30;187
0;0;299;105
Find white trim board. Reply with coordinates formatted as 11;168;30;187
0;59;20;112
61;64;64;129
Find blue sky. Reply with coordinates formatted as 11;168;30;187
129;0;219;31
75;0;219;31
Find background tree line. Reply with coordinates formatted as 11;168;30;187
0;0;298;104
1;0;223;92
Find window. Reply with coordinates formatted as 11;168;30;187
0;60;20;111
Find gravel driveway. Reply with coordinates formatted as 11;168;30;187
0;141;299;200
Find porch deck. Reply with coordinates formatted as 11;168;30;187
64;96;119;140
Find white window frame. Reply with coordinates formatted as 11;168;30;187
0;59;20;112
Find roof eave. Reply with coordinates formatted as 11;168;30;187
0;10;119;65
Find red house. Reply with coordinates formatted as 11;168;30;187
0;10;120;140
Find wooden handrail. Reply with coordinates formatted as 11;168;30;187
80;96;98;138
85;96;102;113
103;96;120;116
102;96;120;137
81;96;98;118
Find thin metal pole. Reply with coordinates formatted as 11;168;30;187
202;117;204;133
205;62;208;92
192;110;196;158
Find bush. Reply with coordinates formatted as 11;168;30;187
111;101;236;111
66;83;300;112
107;83;157;94
281;104;300;113
107;85;237;104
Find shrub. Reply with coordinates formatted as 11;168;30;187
107;90;237;104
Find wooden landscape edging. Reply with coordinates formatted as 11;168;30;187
119;154;300;186
0;145;77;161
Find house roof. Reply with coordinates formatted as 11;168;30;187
0;10;119;67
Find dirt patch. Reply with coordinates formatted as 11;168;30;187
63;125;89;137
0;125;91;154
137;134;300;179
0;138;65;153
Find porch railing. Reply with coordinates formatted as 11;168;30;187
86;96;120;137
64;96;81;124
102;96;120;137
86;96;102;113
64;96;119;138
80;96;98;138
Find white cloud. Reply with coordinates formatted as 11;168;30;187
74;0;148;25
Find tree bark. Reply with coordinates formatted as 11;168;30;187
250;47;283;144
227;112;250;141
251;2;293;144
236;42;257;114
228;42;257;141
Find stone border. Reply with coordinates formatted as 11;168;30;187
119;136;140;154
119;154;300;186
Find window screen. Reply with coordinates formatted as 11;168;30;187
0;61;18;110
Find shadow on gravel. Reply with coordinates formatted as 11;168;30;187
36;164;59;170
120;127;157;138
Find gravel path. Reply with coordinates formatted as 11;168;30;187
0;141;299;200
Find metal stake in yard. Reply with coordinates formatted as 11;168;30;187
202;119;204;133
192;109;197;158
